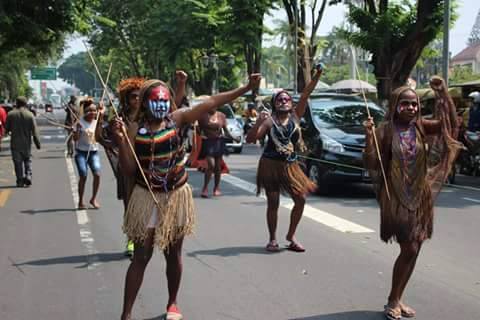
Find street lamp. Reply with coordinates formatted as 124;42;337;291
202;52;235;94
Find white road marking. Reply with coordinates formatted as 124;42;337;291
462;197;480;204
447;183;480;192
65;151;99;269
41;135;66;140
222;174;375;234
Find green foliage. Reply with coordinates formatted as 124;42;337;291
334;0;452;99
450;65;480;85
58;52;97;95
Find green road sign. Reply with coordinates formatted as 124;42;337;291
30;67;57;80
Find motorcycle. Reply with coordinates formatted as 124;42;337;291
456;122;480;177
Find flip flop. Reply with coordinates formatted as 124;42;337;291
266;240;280;252
384;304;402;320
286;241;306;252
400;303;416;318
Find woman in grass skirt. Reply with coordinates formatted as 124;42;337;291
246;65;323;252
112;73;261;320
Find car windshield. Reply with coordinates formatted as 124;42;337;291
310;100;385;128
218;105;235;119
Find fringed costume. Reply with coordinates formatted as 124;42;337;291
123;81;195;250
364;85;461;243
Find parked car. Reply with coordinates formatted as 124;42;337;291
218;104;244;153
299;93;385;192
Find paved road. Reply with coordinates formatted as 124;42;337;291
0;123;479;320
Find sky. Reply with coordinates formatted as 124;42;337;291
46;0;480;92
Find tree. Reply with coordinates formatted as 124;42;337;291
468;9;480;46
226;0;277;74
58;52;97;95
282;0;330;91
333;0;451;101
450;65;480;85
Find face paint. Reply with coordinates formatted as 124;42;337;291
397;99;419;114
147;86;171;119
274;92;292;111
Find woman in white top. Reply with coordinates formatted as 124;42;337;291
73;98;101;209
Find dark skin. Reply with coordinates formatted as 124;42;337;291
246;67;323;251
364;86;446;318
73;104;101;209
200;110;240;197
111;74;261;320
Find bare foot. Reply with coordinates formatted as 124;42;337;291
89;199;100;209
78;202;86;210
201;188;209;198
213;189;222;196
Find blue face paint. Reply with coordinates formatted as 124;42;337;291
148;99;170;119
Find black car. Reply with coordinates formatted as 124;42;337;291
299;93;385;192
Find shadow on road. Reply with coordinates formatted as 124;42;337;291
188;246;278;257
290;310;384;320
143;315;166;320
0;185;17;189
13;252;128;268
21;208;77;214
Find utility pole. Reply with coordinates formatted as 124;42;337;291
293;0;298;95
442;0;450;85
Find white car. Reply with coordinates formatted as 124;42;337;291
218;104;244;153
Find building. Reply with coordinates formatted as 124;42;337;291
451;43;480;74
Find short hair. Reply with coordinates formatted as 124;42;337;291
16;96;27;107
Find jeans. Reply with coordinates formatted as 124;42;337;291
75;149;101;177
11;149;32;184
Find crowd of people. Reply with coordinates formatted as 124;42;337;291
0;68;464;320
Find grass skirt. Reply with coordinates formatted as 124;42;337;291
256;157;317;196
123;183;195;250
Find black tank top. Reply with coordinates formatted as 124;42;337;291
262;117;300;161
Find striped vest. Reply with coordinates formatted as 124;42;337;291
134;120;187;192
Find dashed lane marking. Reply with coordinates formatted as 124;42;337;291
222;174;375;234
41;135;66;140
462;197;480;204
65;151;99;269
0;189;12;207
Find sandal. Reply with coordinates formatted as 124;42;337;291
384;304;402;320
165;305;183;320
266;240;280;252
400;302;416;318
200;189;209;198
286;241;305;252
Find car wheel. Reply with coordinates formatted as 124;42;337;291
307;162;328;195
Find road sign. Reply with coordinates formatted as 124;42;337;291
30;67;57;80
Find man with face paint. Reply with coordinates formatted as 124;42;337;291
246;65;323;253
363;76;461;320
73;98;101;209
111;73;261;320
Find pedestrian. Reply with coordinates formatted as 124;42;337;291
65;95;79;157
467;91;480;132
363;76;461;320
198;107;240;198
246;65;323;252
0;103;7;152
95;77;145;256
111;73;261;320
73;98;101;209
4;96;41;187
